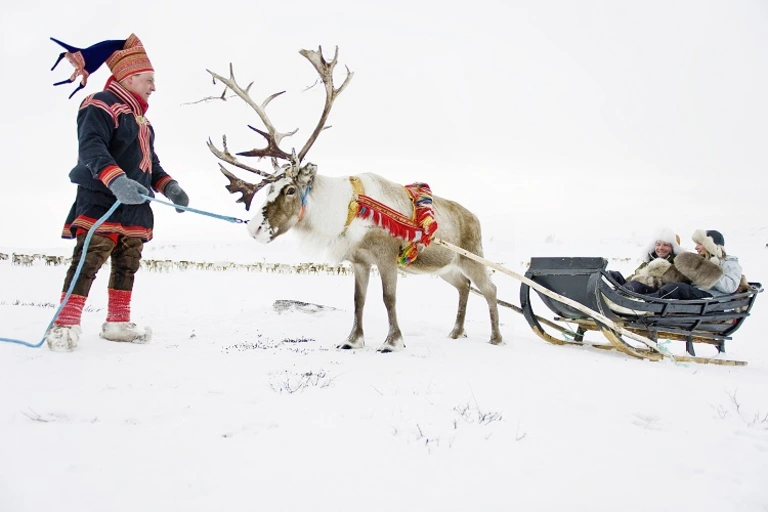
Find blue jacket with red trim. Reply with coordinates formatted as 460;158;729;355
61;80;177;242
69;81;174;194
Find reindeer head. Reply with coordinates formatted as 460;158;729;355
206;47;353;243
248;163;317;242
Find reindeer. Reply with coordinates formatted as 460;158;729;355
206;47;502;352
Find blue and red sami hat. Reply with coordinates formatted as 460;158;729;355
50;34;153;99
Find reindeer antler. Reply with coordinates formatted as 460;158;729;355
206;64;298;161
206;48;353;209
297;46;354;163
206;135;279;180
219;165;279;211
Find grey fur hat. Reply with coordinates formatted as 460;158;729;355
692;229;725;259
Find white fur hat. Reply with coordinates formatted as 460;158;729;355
645;228;682;257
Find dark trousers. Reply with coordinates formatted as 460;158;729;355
62;234;143;297
623;280;657;295
606;270;626;285
646;282;713;300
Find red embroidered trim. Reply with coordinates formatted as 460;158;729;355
99;165;125;187
63;216;153;241
79;96;131;128
100;81;153;173
154;176;173;193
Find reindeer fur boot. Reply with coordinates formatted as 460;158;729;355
45;325;82;352
100;322;152;343
672;252;723;290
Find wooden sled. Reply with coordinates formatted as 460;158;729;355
435;240;762;366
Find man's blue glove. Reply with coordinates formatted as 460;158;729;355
108;175;148;205
164;181;189;213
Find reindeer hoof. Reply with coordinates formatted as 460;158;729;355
448;328;467;339
337;338;364;350
489;337;504;346
377;339;405;353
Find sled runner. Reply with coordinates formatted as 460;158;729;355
519;257;762;366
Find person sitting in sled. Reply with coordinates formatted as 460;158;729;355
45;34;189;351
607;228;683;294
645;229;743;300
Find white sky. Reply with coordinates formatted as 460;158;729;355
1;0;766;249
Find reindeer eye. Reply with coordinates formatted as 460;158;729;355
286;186;297;196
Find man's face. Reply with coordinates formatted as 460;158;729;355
655;241;673;258
122;72;156;102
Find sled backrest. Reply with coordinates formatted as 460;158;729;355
525;257;607;320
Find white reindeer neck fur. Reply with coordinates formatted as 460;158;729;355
295;173;415;262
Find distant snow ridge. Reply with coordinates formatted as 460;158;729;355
1;251;639;275
0;251;354;275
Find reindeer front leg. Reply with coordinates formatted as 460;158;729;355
339;262;371;349
377;263;405;353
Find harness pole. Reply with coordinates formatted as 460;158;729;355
434;238;676;359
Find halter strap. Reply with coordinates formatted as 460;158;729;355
297;183;312;222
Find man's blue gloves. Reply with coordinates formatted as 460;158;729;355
108;175;148;204
108;176;189;213
164;181;189;213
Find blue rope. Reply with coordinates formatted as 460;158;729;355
1;196;248;348
140;195;248;223
1;201;122;348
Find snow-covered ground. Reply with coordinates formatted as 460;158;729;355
1;230;766;512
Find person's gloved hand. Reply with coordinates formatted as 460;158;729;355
164;181;189;213
108;175;148;205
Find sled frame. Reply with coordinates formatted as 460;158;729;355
436;240;762;366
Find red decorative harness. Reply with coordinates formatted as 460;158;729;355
344;177;438;266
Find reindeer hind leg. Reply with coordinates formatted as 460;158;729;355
440;269;471;339
461;260;503;345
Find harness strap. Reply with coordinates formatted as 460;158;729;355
342;176;365;234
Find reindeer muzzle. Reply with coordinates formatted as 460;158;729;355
247;216;275;243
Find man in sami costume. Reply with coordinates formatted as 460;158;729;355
46;34;190;351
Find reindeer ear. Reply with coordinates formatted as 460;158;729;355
298;163;318;184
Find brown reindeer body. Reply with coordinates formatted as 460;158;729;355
248;169;502;352
205;47;501;352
